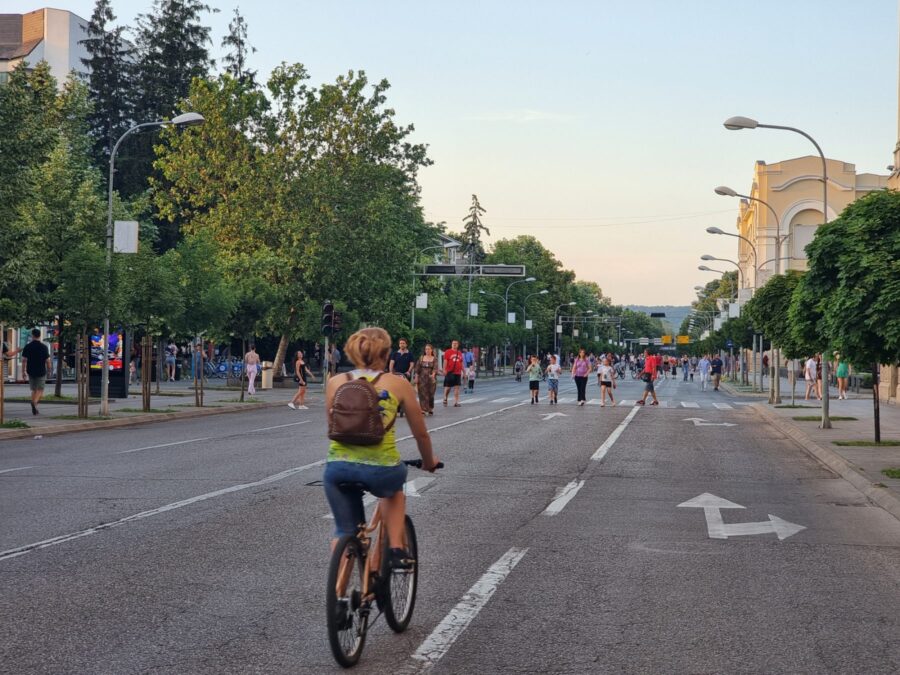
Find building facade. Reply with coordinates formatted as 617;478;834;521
0;8;88;87
732;157;888;290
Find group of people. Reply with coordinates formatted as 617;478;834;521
804;352;852;401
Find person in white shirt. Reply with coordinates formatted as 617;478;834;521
804;355;819;400
697;355;711;391
545;355;562;405
596;357;616;407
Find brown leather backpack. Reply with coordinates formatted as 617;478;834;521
328;373;396;446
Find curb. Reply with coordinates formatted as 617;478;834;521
752;402;900;523
0;400;287;442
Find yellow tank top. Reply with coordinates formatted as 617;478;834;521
327;370;401;467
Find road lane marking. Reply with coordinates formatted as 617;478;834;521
411;547;528;668
678;493;805;540
680;401;700;408
713;403;733;410
396;400;530;444
617;400;635;406
542;480;585;516
591;406;640;461
0;466;34;475
458;397;484;405
490;397;513;403
0;459;326;563
118;421;311;454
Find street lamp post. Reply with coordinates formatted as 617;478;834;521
554;302;576;355
411;243;459;333
698;265;738;299
714;186;790;278
102;112;205;416
724;115;831;427
705;227;757;291
503;277;535;367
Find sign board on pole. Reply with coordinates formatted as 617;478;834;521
469;302;478;317
639;337;649;345
661;335;672;345
676;335;691;345
421;264;526;277
113;220;139;253
480;264;526;277
573;329;579;337
652;337;663;346
726;339;734;348
556;324;562;333
525;319;533;330
415;293;428;309
507;312;516;324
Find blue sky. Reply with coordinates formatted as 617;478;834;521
13;1;899;305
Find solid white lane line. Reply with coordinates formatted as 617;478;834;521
713;403;733;410
490;397;512;403
681;401;700;408
412;547;528;668
118;438;211;455
542;480;585;516
591;406;640;461
245;420;312;432
458;397;484;405
0;459;326;563
0;466;34;475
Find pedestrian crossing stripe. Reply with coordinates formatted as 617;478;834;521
557;397;574;403
680;401;700;408
619;400;636;406
713;403;733;410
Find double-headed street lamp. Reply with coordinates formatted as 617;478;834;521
102;112;205;416
714;185;790;277
700;254;744;289
705;226;757;291
553;302;577;354
724;116;831;425
698;265;737;299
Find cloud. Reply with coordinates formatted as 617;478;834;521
462;109;576;123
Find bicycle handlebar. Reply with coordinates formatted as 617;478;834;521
403;459;444;470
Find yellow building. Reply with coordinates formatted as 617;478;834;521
733;157;888;290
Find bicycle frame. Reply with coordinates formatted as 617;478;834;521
334;500;386;605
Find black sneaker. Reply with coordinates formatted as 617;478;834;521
389;547;415;570
30;403;37;416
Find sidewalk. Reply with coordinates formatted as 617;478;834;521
0;378;311;441
723;376;900;521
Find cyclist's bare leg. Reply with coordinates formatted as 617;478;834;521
381;492;407;549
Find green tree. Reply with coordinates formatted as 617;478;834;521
221;6;256;86
461;195;489;263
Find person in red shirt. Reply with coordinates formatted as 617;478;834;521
442;339;464;407
637;349;660;406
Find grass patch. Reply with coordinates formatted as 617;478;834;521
221;397;263;403
152;391;192;397
0;419;29;429
50;414;113;421
881;468;900;480
833;440;900;447
792;415;858;422
776;404;819;409
117;407;177;414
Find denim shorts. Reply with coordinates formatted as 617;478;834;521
323;461;408;537
547;379;559;392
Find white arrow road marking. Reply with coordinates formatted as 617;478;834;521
412;547;528;668
322;475;437;519
592;406;640;461
683;417;736;427
540;412;568;421
542;480;585;516
680;401;700;408
0;466;34;475
678;493;805;540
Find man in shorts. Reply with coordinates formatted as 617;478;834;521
710;354;724;391
636;349;659;406
21;328;51;415
389;338;415;416
442;340;464;407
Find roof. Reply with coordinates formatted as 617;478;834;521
0;38;42;61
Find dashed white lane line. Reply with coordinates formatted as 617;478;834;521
681;401;700;408
0;466;34;475
118;420;312;454
458;397;484;405
489;397;513;403
411;547;528;669
591;406;640;461
396;400;530;443
542;480;585;516
0;459;327;563
245;420;313;432
713;403;734;410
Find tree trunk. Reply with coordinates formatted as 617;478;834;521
54;315;64;398
790;359;796;406
142;335;152;412
77;331;89;418
155;337;163;395
272;309;298;379
773;348;782;404
873;362;881;444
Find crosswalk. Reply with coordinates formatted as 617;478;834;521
482;397;738;410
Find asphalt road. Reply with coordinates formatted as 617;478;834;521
1;374;898;674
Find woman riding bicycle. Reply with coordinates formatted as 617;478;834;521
323;327;439;565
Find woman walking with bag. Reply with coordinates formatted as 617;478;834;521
571;348;591;406
414;343;439;415
289;350;315;409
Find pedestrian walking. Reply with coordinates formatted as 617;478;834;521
835;352;850;400
697;354;711;391
636;349;659;406
545;355;561;404
571;348;591;406
245;344;260;395
804;354;819;400
165;340;178;381
466;363;476;394
689;355;698;382
597;356;616;407
526;355;542;404
289;350;315;409
710;354;724;391
414;343;439;415
682;355;689;381
21;328;51;415
442;339;464;407
389;338;415;416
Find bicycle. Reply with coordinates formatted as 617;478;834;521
326;459;443;668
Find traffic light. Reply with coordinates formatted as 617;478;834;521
332;311;343;334
322;302;334;336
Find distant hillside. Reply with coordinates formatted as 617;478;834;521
627;305;692;334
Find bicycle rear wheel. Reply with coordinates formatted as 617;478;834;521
326;535;368;667
380;515;419;632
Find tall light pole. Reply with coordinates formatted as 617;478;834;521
700;255;744;289
522;289;549;356
724;115;831;427
102;112;205;416
411;243;459;333
714;185;789;278
554;302;576;355
698;265;738;299
503;277;535;367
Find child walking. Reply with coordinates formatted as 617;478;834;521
526;355;542;404
545;355;561;404
466;363;476;394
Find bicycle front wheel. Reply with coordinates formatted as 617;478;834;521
380;515;419;633
326;535;368;667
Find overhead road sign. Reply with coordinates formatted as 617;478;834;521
661;335;672;345
421;264;525;277
639;337;649;345
676;335;691;344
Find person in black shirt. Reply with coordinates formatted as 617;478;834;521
21;329;51;415
389;338;415;417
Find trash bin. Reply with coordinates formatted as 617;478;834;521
261;361;274;390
